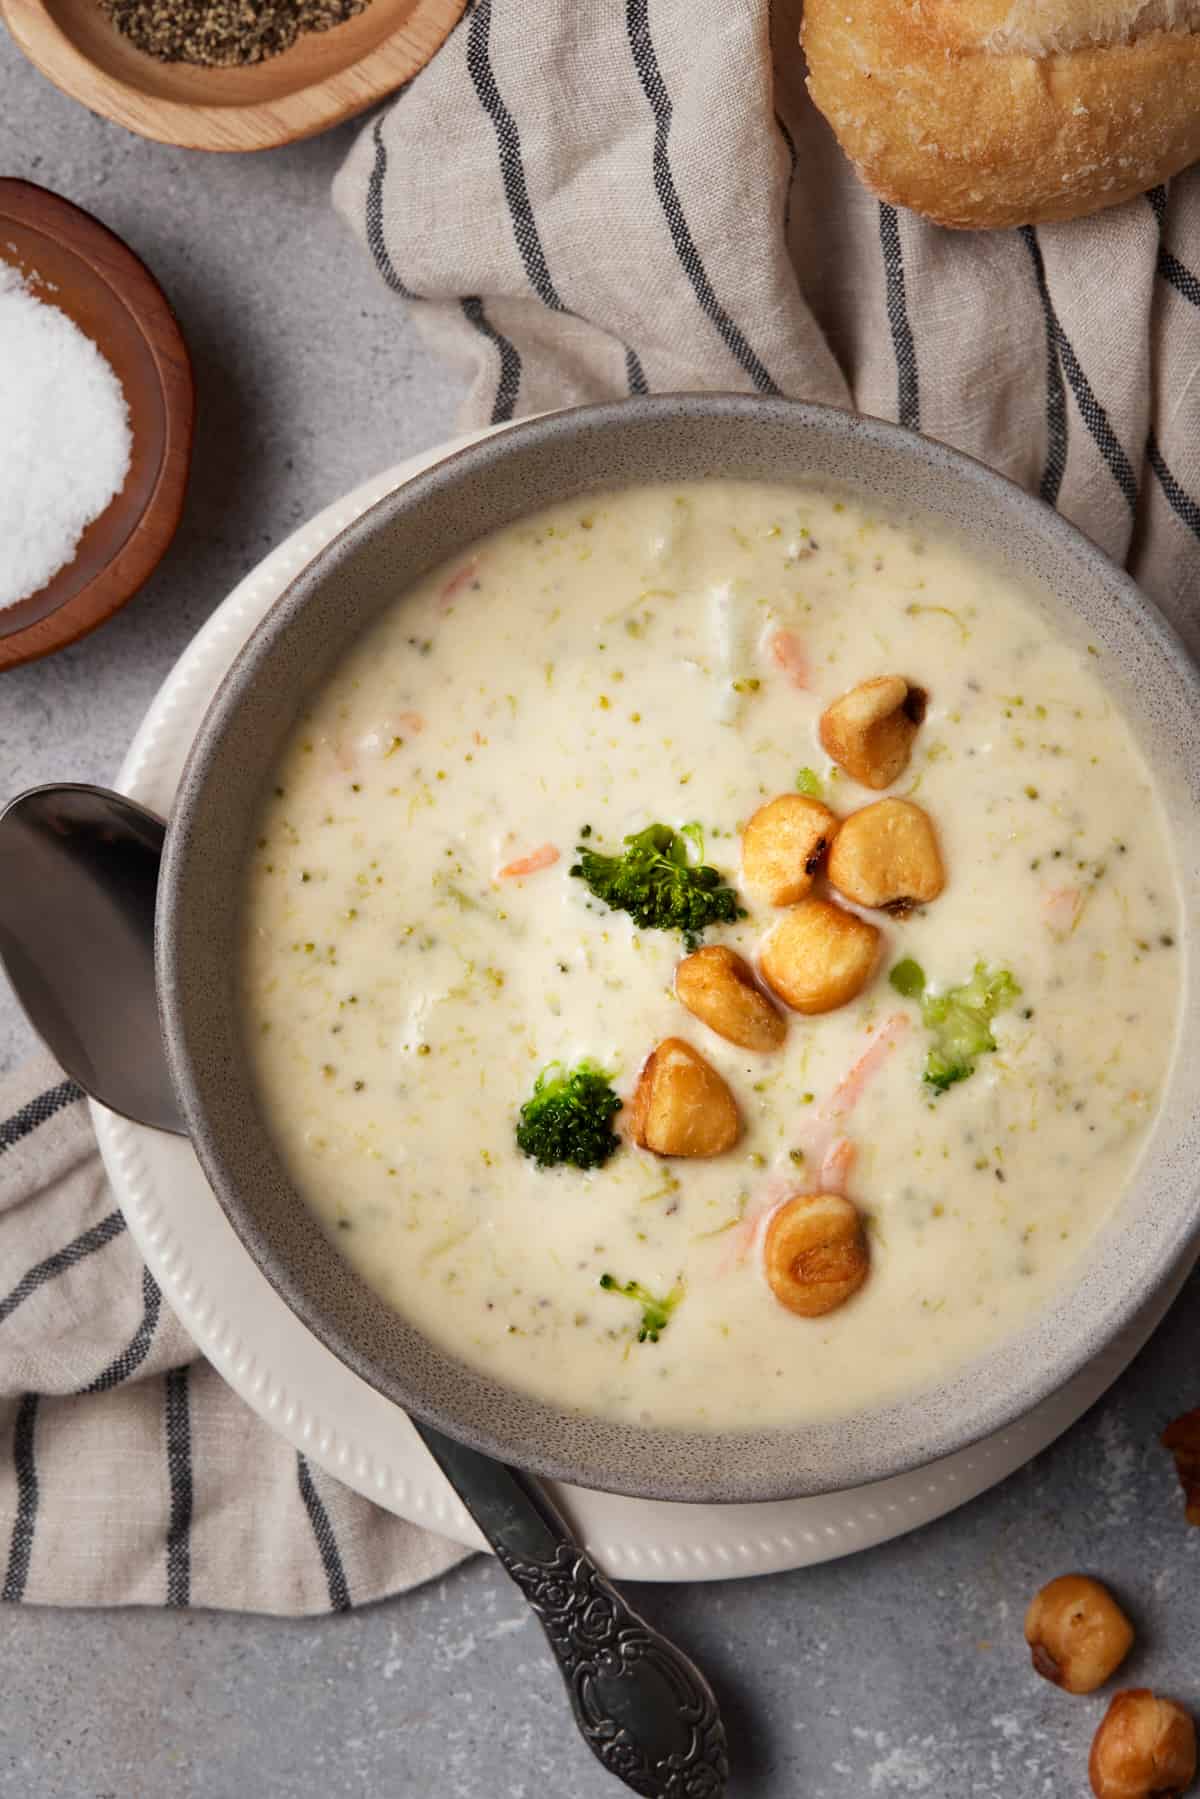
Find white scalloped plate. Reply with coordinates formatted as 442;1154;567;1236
92;429;1192;1580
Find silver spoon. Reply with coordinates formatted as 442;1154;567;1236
0;782;729;1799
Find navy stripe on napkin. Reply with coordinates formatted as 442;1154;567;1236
460;296;522;423
626;0;780;395
1148;432;1200;544
165;1368;193;1608
0;1210;126;1328
83;1265;162;1394
0;1080;84;1157
468;0;566;312
1160;246;1200;310
297;1454;352;1613
1020;226;1136;513
775;110;799;238
1147;186;1200;315
366;115;417;300
2;1395;40;1603
878;204;919;432
1018;227;1068;506
625;346;649;396
1139;188;1200;542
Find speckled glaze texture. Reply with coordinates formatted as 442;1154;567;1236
158;395;1200;1505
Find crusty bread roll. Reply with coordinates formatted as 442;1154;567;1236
802;0;1200;228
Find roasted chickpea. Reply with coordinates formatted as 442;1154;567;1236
819;674;927;789
758;898;881;1015
675;946;786;1052
741;793;838;908
826;798;946;914
1089;1691;1196;1799
763;1191;869;1316
629;1037;740;1158
1024;1575;1134;1695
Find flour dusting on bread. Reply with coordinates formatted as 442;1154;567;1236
802;0;1200;227
983;0;1200;54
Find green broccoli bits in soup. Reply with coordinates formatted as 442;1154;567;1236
241;479;1181;1434
888;957;927;1001
889;958;1022;1092
570;821;743;949
599;1273;685;1343
516;1062;623;1169
921;964;1021;1093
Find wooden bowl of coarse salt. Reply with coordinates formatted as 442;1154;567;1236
0;179;193;673
0;0;465;152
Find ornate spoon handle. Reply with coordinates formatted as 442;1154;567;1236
416;1424;728;1797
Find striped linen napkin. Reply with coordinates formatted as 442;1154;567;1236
0;1057;468;1610
5;0;1200;1615
334;0;1200;665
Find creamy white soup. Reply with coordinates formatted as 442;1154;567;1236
241;481;1181;1432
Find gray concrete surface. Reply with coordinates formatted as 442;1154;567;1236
0;38;463;1074
2;33;1199;1799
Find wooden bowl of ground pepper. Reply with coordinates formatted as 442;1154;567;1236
0;0;464;151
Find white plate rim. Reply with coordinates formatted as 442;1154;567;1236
92;427;1192;1581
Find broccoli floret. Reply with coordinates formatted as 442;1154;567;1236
515;1061;622;1169
598;1272;684;1342
570;822;743;949
890;959;1021;1093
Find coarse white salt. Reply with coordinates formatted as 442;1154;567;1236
0;259;133;611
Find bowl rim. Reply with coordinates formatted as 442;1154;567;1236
0;178;194;670
158;393;1200;1502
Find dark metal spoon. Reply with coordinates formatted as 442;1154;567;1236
0;785;181;1133
0;782;728;1799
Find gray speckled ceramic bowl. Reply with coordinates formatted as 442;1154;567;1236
159;395;1200;1504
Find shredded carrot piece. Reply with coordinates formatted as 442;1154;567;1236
717;1019;907;1278
1042;885;1086;938
819;1136;857;1195
439;559;480;607
496;843;560;879
824;1013;911;1118
717;1177;796;1274
395;710;425;735
768;628;811;689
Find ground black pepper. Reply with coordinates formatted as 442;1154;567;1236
99;0;369;66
